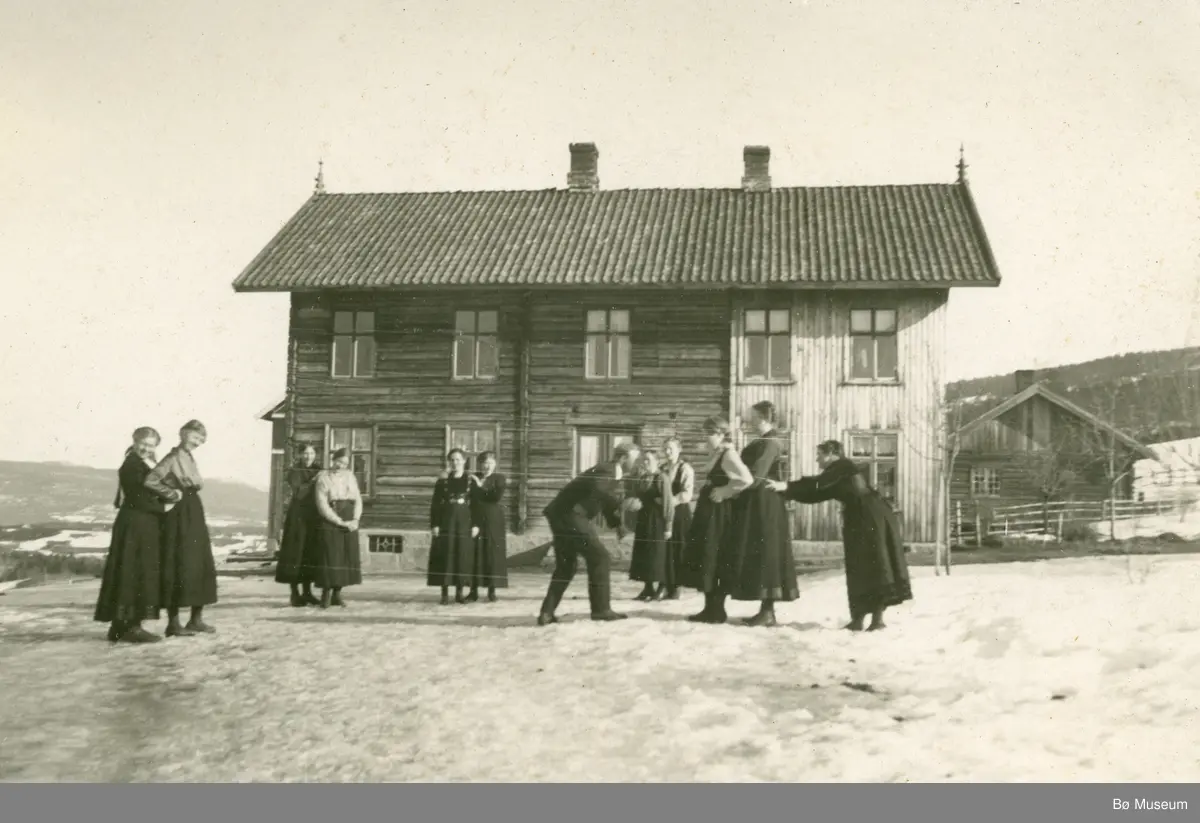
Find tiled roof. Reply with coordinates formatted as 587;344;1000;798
232;184;1002;291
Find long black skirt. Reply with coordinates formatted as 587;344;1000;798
428;501;475;588
629;504;671;584
94;506;162;624
665;503;692;589
720;486;799;602
275;499;315;585
160;490;218;609
678;491;733;593
472;502;509;589
842;493;913;617
312;500;363;589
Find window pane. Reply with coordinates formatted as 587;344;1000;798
586;310;607;332
355;311;375;333
352;428;372;452
850;337;875;379
586;334;608;378
351;454;369;487
578;435;601;472
612;334;631;378
769;334;791;380
354;337;376;377
875;309;897;334
476;427;496;455
455;336;475;377
477;310;498;334
455;311;476;334
609;310;630;333
333;311;355;334
448;428;471;452
745;336;767;379
333;336;353;377
330;428;350;451
876;434;898;457
849;309;873;334
876;335;898;379
850;435;873;458
768;309;790;333
744;309;766;333
876;460;897;500
477;335;499;377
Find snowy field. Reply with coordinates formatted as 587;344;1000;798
1;557;1199;782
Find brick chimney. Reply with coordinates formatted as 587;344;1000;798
742;145;771;192
568;143;599;192
1014;369;1042;392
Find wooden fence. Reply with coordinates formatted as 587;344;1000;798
951;497;1195;544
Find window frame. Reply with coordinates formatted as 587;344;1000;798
451;309;501;381
323;424;377;498
846;430;900;504
444;423;503;474
330;310;377;379
741;307;793;383
969;466;1001;497
584;308;632;381
846;307;899;384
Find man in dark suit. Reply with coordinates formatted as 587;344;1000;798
537;442;641;626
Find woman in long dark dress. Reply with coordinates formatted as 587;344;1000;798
312;447;364;608
627;450;677;601
94;427;177;644
145;419;218;638
467;450;508;603
275;443;322;607
680;416;754;623
428;448;479;605
772;439;913;631
718;400;799;627
659;437;694;601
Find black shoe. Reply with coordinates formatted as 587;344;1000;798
487;591;498;603
536;612;558;626
465;590;479;603
743;610;777;628
121;626;163;644
590;610;628;622
106;623;124;643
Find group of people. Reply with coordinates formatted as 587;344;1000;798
537;400;914;631
94;399;913;641
93;420;219;643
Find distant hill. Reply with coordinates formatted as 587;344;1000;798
947;346;1200;444
0;460;267;528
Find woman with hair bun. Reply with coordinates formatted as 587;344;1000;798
679;416;754;623
467;450;508;603
145;419;218;637
719;400;799;627
311;446;364;608
275;442;323;607
94;426;177;644
428;448;479;605
771;439;912;631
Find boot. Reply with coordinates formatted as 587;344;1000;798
301;583;320;606
289;585;305;607
440;586;450;606
537;579;570;625
454;586;467;605
320;588;332;609
651;584;666;601
588;576;626;622
165;608;195;637
687;591;727;624
185;607;215;634
466;587;479;603
106;620;125;643
664;586;681;601
121;624;163;644
634;583;655;602
744;600;777;628
487;587;497;603
330;588;346;608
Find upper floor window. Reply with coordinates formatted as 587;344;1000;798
454;310;499;379
585;309;630;379
332;311;376;378
849;308;898;381
744;309;791;381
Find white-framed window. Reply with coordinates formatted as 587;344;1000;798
848;431;899;502
849;308;898;382
453;310;499;379
743;308;791;381
446;424;500;473
332;311;376;378
585;309;631;379
326;425;374;495
969;467;1001;497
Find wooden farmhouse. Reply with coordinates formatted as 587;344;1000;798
235;143;1002;568
949;370;1157;533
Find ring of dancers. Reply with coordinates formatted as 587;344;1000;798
772;439;912;631
537;442;641;626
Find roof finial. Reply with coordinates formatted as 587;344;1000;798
314;159;326;195
956;144;968;184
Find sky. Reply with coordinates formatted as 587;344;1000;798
2;0;1197;488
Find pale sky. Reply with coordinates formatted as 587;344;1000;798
2;0;1197;488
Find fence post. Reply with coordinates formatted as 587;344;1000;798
1057;510;1065;542
955;501;962;546
1004;517;1009;536
974;512;982;547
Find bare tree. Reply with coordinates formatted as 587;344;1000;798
1011;432;1079;535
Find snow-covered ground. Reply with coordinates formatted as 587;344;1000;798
1090;507;1200;541
1;557;1198;782
5;530;267;561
